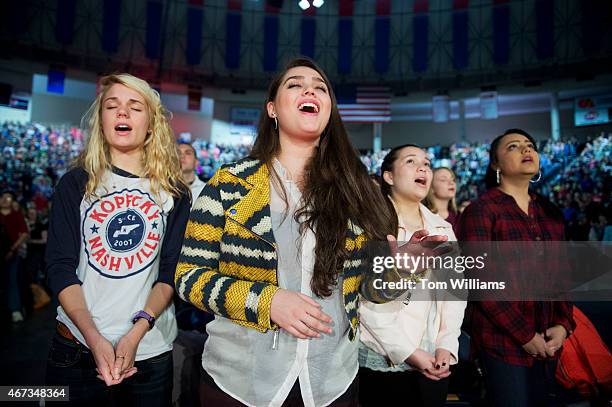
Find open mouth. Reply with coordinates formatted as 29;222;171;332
114;124;132;132
414;177;427;186
522;157;534;163
298;102;319;114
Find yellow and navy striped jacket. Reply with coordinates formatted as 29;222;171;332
175;157;368;340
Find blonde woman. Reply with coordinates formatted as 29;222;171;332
44;74;190;406
424;167;459;228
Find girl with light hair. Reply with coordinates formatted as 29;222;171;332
424;167;459;228
45;73;190;406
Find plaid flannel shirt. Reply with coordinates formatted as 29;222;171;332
457;188;575;366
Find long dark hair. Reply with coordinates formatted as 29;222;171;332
251;58;397;297
484;128;538;189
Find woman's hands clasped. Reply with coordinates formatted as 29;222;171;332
406;348;452;381
92;321;149;386
523;325;568;359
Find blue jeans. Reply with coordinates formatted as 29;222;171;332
45;333;173;406
480;352;561;407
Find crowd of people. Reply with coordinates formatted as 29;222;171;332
2;121;609;247
0;119;609;326
190;139;251;180
3;121;609;209
0;122;81;201
361;135;611;241
0;61;610;405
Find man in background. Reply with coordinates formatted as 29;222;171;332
179;143;206;209
174;142;211;406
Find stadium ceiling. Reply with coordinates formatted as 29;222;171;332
1;0;611;93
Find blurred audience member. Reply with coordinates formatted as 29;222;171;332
178;143;206;208
424;167;459;227
0;191;29;322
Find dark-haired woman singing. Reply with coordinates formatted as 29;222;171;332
175;57;445;406
457;129;575;407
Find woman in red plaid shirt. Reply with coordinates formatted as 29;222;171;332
457;129;575;407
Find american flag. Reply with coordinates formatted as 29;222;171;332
337;86;391;123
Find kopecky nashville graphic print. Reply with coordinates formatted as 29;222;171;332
82;188;165;279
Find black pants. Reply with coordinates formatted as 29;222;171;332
480;352;560;407
359;366;449;407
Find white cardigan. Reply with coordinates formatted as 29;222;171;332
359;204;467;367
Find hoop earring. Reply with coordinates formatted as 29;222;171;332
496;169;500;184
530;170;542;183
273;116;278;131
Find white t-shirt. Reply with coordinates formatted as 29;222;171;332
47;167;190;361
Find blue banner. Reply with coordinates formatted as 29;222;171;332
47;70;65;95
338;19;353;74
581;1;603;57
56;0;76;45
186;7;203;65
452;10;468;69
226;13;242;69
492;4;509;65
146;1;162;59
374;17;390;74
263;15;279;71
301;18;315;59
102;0;121;53
535;0;553;59
413;14;428;72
